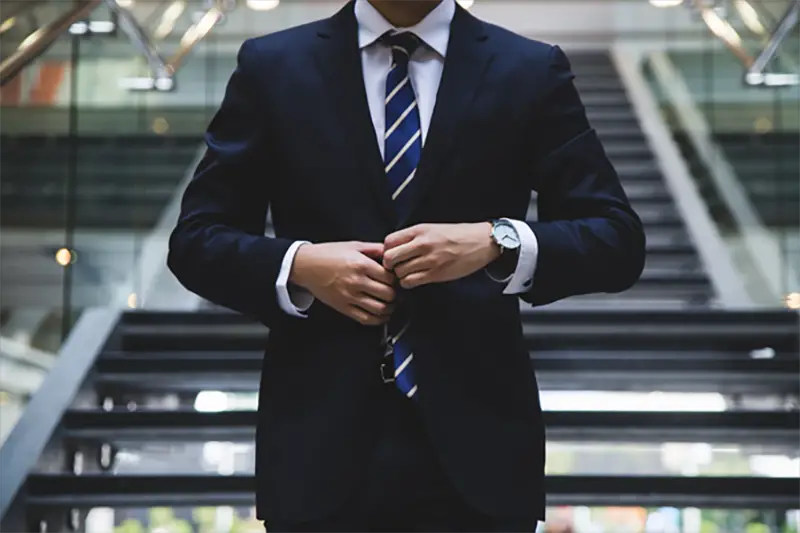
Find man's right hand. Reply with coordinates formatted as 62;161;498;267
289;242;396;326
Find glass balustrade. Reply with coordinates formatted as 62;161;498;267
0;0;230;443
641;0;799;306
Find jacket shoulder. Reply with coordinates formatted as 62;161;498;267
481;21;556;62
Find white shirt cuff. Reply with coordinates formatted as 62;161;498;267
489;218;538;295
276;241;314;317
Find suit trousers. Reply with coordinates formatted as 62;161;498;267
264;382;539;532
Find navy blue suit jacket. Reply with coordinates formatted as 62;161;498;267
168;1;645;524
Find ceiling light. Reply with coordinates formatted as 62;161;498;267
649;0;683;7
457;0;475;8
246;0;279;11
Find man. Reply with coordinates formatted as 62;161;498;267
167;0;646;530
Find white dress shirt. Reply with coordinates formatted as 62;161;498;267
275;0;539;317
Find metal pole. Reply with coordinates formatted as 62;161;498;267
103;0;171;79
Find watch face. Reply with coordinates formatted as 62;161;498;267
494;223;521;249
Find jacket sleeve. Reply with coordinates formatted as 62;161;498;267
167;39;294;325
520;46;646;307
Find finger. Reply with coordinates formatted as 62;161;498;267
384;225;423;251
355;295;393;317
360;260;396;286
358;278;396;303
383;240;425;270
399;271;430;289
394;256;435;279
349;307;380;326
353;241;385;261
350;304;389;326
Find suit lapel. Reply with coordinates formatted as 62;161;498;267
313;2;396;228
398;5;495;228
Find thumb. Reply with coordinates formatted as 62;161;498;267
353;241;385;259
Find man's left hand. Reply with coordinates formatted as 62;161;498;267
383;223;501;289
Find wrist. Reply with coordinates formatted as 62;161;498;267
481;222;502;263
288;242;314;289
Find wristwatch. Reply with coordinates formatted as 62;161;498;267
490;219;522;254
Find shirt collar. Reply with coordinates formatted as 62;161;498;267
354;0;455;57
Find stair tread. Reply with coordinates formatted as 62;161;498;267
23;473;799;509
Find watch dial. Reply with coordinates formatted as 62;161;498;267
495;224;520;248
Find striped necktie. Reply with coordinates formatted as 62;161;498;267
382;31;422;399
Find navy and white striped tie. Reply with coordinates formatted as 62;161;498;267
383;32;422;399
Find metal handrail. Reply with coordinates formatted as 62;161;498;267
689;0;799;86
0;309;120;526
104;0;171;80
109;0;224;89
691;0;756;67
745;0;800;86
165;5;224;75
0;0;103;87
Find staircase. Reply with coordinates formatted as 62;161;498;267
1;308;798;530
2;52;799;531
546;52;714;309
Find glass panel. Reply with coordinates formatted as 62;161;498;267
641;0;800;305
0;0;224;443
0;0;88;444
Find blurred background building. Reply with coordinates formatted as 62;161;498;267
0;0;798;531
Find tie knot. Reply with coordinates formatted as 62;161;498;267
382;31;422;60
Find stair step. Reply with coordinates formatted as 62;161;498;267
579;94;633;107
585;105;638;118
575;79;626;93
95;344;799;396
114;311;800;355
604;143;655;159
24;474;799;509
61;409;799;445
